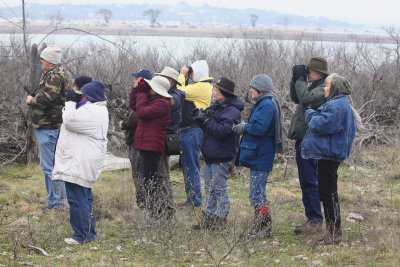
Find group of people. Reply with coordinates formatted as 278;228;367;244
25;44;356;246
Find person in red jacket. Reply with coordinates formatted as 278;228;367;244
134;76;172;220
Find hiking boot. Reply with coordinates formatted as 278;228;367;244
317;224;342;245
245;205;273;239
294;220;323;235
192;212;215;230
209;216;227;231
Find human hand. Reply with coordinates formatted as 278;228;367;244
26;95;33;105
292;65;307;81
194;108;208;124
137;79;150;93
232;122;247;134
65;89;78;102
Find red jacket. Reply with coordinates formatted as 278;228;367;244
134;92;171;153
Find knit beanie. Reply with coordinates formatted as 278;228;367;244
250;74;273;93
81;81;106;103
40;45;62;64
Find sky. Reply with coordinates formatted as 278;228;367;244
2;0;399;27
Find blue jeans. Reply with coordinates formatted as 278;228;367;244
179;127;203;206
295;141;323;223
249;170;269;208
65;182;97;244
35;128;68;210
204;162;230;218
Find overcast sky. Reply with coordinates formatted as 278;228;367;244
3;0;399;26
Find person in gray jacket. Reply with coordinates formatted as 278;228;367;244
288;57;329;235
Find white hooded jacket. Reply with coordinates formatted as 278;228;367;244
52;101;109;188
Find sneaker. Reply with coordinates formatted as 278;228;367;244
64;238;80;245
294;220;323;235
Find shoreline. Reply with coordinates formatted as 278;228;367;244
0;23;392;44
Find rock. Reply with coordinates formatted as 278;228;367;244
347;212;365;222
311;260;323;266
102;152;130;171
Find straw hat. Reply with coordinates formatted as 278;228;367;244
144;76;172;98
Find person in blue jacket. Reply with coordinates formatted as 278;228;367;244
192;77;244;230
232;74;283;239
301;73;356;245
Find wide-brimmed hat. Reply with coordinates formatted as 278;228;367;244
131;69;152;80
214;77;236;97
144;76;172;98
156;67;182;86
306;57;330;75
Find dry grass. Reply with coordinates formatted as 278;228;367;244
1;143;400;266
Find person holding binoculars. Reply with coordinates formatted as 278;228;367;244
288;57;330;235
177;60;213;208
191;77;244;230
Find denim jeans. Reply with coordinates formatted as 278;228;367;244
204;162;230;218
179;127;203;206
36;128;68;210
249;170;269;208
295;141;323;223
65;182;96;244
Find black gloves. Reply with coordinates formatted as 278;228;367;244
66;89;79;102
292;65;307;81
191;108;209;125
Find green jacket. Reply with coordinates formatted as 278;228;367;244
287;79;326;141
29;65;70;129
121;109;138;146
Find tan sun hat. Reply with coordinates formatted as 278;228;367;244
155;67;182;86
144;76;172;98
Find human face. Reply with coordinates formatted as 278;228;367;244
249;87;263;99
40;58;53;71
324;77;332;98
212;87;226;103
149;88;156;96
307;69;323;83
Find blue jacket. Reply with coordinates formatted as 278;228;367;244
167;86;185;133
201;97;244;164
301;94;356;162
238;96;276;171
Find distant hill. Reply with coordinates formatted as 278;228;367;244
0;2;364;32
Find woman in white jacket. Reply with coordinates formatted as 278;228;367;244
53;80;108;245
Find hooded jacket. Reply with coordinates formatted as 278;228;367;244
201;97;244;164
168;85;185;133
301;75;356;162
177;60;213;128
52;100;109;188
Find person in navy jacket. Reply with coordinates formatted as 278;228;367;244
302;74;356;245
192;77;244;230
233;74;283;239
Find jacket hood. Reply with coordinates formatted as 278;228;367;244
191;60;209;82
329;75;352;99
217;96;244;111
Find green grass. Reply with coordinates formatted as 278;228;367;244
1;144;400;266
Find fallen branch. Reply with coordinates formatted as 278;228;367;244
21;243;49;256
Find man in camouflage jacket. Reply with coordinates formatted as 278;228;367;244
26;45;70;211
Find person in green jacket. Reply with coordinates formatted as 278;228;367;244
288;57;330;235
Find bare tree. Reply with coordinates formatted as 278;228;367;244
143;9;161;25
98;8;112;24
250;14;258;28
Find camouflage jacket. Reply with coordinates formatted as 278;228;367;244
29;65;70;129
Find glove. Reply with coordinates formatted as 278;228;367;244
292;65;307;81
65;89;78;102
232;122;247;135
137;79;151;93
193;108;208;125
